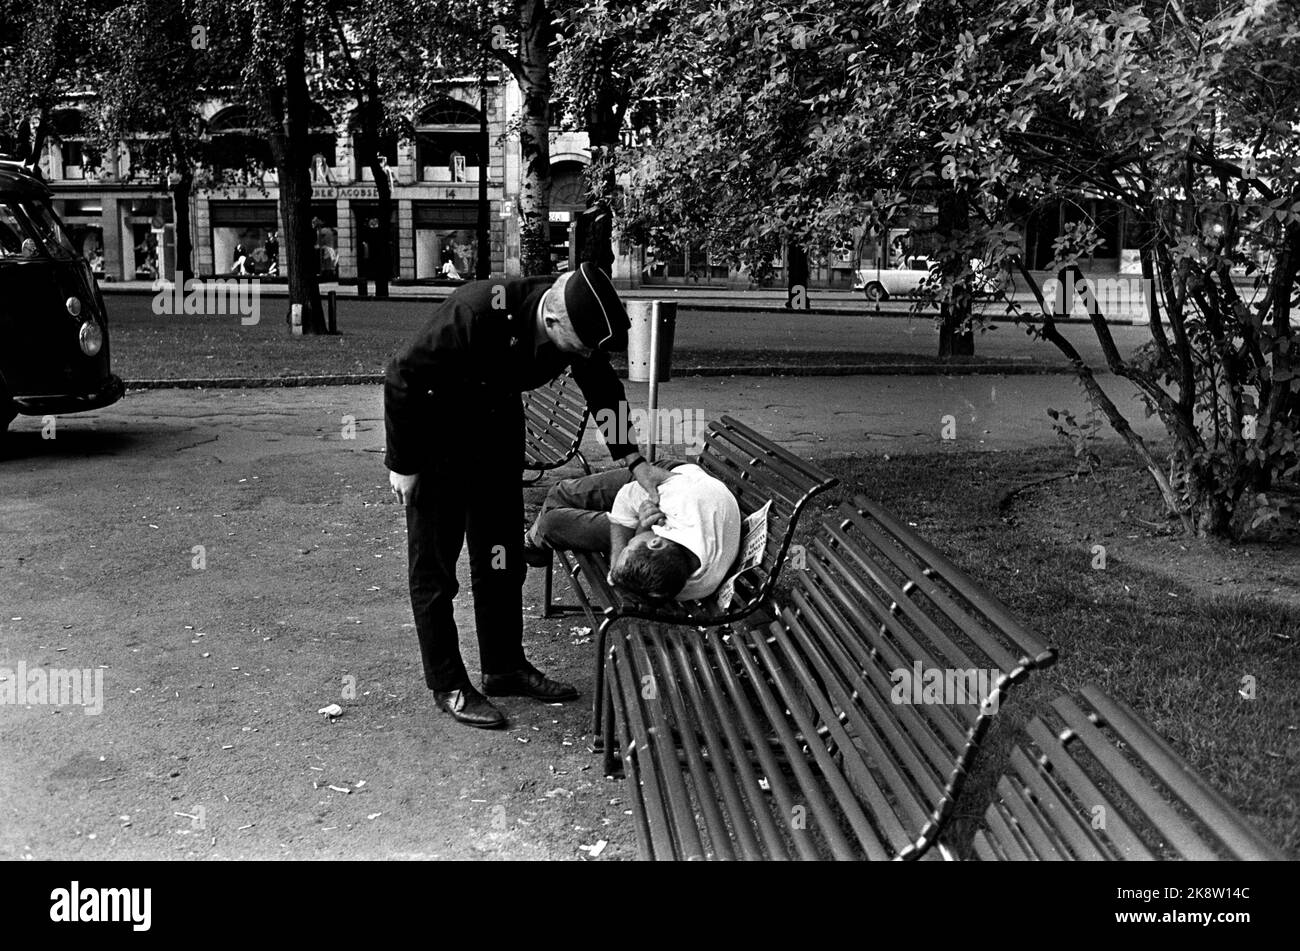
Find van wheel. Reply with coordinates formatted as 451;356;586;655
863;282;888;302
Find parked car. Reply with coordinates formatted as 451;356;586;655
853;256;997;301
0;163;123;437
853;255;934;301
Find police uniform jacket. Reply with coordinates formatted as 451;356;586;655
383;277;637;475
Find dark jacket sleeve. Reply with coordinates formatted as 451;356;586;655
383;301;474;474
570;353;639;460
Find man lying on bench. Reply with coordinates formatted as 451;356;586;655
523;462;741;602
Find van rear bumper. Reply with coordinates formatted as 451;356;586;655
13;375;125;415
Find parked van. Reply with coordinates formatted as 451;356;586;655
0;162;123;436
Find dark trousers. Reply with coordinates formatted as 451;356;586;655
532;460;686;553
533;468;636;553
405;398;527;691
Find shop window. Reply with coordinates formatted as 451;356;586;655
414;201;478;279
210;201;278;276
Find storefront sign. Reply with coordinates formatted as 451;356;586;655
312;185;380;200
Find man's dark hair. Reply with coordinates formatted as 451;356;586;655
611;539;694;601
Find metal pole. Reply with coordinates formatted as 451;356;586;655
647;299;660;464
326;290;337;334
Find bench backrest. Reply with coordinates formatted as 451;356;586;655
770;493;1057;858
522;369;589;472
692;415;838;615
971;684;1286;860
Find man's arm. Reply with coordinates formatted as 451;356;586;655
608;521;636;579
569;352;639;460
571;353;675;500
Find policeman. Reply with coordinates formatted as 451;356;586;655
385;263;671;729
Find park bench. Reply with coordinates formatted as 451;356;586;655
604;492;1058;860
546;415;839;748
967;683;1287;861
522;369;591;485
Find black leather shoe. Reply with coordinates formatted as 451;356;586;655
433;684;507;729
482;664;578;702
522;533;552;568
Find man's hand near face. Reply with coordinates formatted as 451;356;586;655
635;499;666;531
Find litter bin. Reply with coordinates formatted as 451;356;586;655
626;300;676;383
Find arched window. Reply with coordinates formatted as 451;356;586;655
204;105;273;177
550;160;587;209
203;104;336;178
415;95;484;183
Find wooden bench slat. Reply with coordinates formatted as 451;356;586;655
699;629;832;860
669;632;781;860
851;494;1055;668
642;626;740;860
725;628;885;860
1078;685;1285;862
716;415;838;485
1023;715;1158;861
1005;747;1112;861
607;643;678;860
521;369;590;476
981;787;1038;860
816;527;991;681
1053;694;1221;860
755;617;920;853
965;686;1286;861
831;509;1029;678
624;632;709;859
804;539;983;732
777;599;954;833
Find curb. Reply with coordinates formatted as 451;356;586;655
121;362;1071;390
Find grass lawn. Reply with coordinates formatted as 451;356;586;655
106;303;1047;381
802;446;1299;857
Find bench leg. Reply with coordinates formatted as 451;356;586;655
542;556;555;617
591;616;617;744
575;449;591;475
540;554;586;617
601;681;620;776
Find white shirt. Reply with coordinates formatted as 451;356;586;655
609;464;741;601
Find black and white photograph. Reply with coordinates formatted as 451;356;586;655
0;0;1296;924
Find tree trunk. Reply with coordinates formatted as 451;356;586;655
786;243;810;310
477;76;491;279
170;164;193;283
516;0;553;276
361;66;390;300
937;190;974;358
580;86;622;275
268;0;324;333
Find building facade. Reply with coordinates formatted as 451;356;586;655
31;86;1139;290
33;78;631;285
